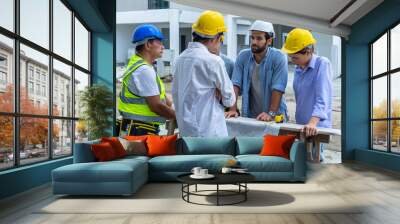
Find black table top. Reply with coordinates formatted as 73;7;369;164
177;172;255;185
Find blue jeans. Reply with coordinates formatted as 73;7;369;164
312;143;325;162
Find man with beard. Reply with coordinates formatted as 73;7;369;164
225;20;288;121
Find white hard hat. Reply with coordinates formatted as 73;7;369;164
249;20;275;38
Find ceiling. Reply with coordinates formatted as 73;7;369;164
170;0;384;37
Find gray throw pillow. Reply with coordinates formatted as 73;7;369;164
118;137;147;156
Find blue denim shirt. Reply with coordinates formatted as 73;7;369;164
220;54;235;79
231;47;288;118
293;55;333;128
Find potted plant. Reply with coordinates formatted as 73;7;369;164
79;84;113;140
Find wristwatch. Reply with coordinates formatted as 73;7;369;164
268;111;277;118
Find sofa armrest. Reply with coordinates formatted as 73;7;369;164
289;141;307;181
73;140;100;163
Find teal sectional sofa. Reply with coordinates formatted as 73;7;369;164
52;137;306;196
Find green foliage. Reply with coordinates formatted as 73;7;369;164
79;84;113;140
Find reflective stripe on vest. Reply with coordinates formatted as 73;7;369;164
118;54;166;124
119;111;166;123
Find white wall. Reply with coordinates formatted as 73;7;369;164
313;32;341;77
117;0;148;12
116;24;135;64
170;2;202;12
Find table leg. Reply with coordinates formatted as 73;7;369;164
245;183;247;201
314;138;321;163
217;184;219;206
187;184;190;202
195;184;198;192
302;133;314;161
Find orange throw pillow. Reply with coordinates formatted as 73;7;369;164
125;135;149;141
146;135;178;157
101;137;127;158
260;135;296;159
91;142;117;162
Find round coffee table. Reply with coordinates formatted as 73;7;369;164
177;172;255;206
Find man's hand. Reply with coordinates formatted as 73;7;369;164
256;112;273;121
301;117;320;137
302;123;318;137
225;109;239;118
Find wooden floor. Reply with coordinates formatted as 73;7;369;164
1;162;400;224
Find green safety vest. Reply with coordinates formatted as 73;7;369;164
118;54;166;124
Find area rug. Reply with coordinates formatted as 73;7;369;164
37;183;362;214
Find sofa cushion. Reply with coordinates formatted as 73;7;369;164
101;137;127;158
53;163;133;183
236;155;293;172
177;137;235;155
148;154;235;172
52;158;147;183
260;135;296;159
119;138;147;156
115;155;150;164
125;135;149;141
147;135;178;157
91;142;118;162
235;137;263;155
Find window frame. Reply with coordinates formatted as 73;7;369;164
0;0;92;171
148;0;170;9
370;20;400;154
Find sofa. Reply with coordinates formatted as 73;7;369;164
52;137;306;196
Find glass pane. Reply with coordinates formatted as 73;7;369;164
20;117;49;165
53;0;72;60
75;120;88;143
0;34;14;112
20;44;49;115
392;120;400;153
20;0;49;49
75;18;89;70
0;116;14;170
391;24;400;70
0;0;14;31
53;119;72;158
372;33;387;76
53;59;72;117
372;121;388;151
392;72;400;118
372;77;387;119
74;69;89;118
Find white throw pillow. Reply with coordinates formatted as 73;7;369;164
118;137;147;156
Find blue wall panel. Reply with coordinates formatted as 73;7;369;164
355;148;400;172
91;31;115;135
343;44;370;159
0;158;72;199
345;0;400;172
91;0;116;135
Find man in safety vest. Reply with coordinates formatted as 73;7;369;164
117;24;175;136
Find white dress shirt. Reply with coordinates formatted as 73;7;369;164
172;42;236;137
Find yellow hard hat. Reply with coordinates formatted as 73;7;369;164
281;28;316;54
192;10;227;37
